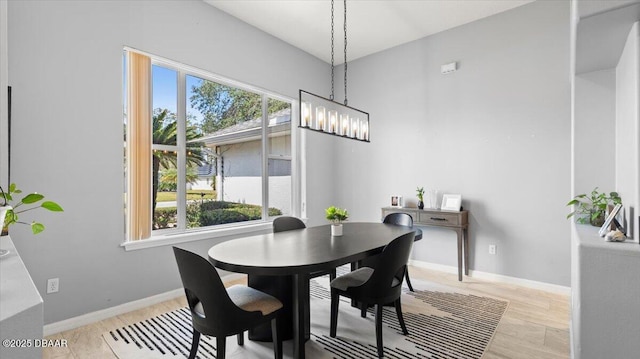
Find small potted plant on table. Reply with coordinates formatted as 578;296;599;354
416;187;425;210
325;206;348;236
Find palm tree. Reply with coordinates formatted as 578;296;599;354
159;167;199;187
153;109;206;212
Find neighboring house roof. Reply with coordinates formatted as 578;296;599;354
194;108;291;147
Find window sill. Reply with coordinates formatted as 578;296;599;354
120;221;274;251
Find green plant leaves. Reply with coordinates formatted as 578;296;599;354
566;199;580;206
567;187;622;223
1;183;63;234
41;201;64;212
325;206;348;222
31;222;45;235
21;193;44;204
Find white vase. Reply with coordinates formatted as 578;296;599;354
0;206;11;257
0;206;11;230
331;223;343;236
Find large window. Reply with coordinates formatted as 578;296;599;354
124;50;295;241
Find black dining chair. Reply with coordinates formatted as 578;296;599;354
329;232;415;358
173;247;283;359
273;216;337;280
383;212;416;292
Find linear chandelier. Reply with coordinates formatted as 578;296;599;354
299;0;370;142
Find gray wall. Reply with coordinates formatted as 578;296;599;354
7;0;332;324
332;0;571;285
574;69;616;196
615;22;639;240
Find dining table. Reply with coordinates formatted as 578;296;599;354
208;222;420;359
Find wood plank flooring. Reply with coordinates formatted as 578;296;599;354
43;267;570;359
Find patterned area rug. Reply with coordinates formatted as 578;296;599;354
104;273;508;358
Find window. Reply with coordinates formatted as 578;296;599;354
124;49;296;241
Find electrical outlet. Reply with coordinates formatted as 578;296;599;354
489;245;497;255
47;278;59;294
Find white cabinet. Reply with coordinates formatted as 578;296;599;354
0;236;44;359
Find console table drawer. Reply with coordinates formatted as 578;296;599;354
418;212;460;226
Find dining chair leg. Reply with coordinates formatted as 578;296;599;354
394;298;409;335
237;331;244;346
216;336;226;359
330;290;339;337
404;268;415;292
330;268;337;281
375;304;384;358
188;330;201;359
360;302;368;318
271;318;282;359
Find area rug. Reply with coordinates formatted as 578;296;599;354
104;273;508;359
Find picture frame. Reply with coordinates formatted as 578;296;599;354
390;195;403;208
441;194;462;211
599;204;623;237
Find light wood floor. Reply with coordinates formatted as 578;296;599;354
43;266;570;359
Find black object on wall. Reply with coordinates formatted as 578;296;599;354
7;86;10;185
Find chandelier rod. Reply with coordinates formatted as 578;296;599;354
330;0;335;101
343;0;348;106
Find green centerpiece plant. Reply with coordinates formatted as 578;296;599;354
567;187;621;227
1;183;64;235
325;206;348;236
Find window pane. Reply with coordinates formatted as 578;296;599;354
186;75;263;227
153;149;177;230
268;99;292;216
152;66;177;146
151;65;179;231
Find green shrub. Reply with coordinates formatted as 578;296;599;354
198;201;282;226
158;181;177;192
155;201;283;228
154;207;176;229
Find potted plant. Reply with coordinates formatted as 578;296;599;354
416;187;425;210
567;187;621;226
325;206;348;236
1;183;64;236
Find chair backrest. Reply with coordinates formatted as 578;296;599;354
273;216;306;233
383;212;413;227
347;232;415;303
172;247;263;335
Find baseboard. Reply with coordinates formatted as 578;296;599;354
44;264;570;337
43;273;246;337
408;259;571;296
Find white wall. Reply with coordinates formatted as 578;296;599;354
615;22;639;240
574;70;616;196
332;0;572;285
7;0;332;324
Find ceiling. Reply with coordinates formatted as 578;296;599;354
204;0;535;64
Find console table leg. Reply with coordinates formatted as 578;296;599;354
463;228;469;276
457;230;463;281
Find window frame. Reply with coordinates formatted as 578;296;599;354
122;48;300;250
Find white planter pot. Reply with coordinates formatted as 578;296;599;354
0;206;11;229
331;223;343;236
0;206;11;256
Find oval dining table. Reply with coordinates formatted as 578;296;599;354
208;222;421;359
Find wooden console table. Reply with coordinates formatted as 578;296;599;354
381;207;469;281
